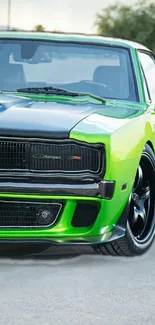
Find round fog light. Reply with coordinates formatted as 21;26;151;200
36;206;55;226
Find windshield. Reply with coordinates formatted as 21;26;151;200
0;38;137;101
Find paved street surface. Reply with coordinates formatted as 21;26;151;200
0;244;155;325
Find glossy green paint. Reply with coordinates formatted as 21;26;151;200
70;109;154;231
0;33;155;244
14;92;105;105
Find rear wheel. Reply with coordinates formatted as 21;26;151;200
93;144;155;257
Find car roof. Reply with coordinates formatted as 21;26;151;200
0;31;150;51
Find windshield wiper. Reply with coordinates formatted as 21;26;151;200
17;86;81;97
16;86;106;104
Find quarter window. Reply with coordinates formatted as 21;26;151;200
138;51;155;102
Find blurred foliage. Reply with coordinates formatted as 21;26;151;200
33;24;45;32
95;0;155;51
32;26;61;33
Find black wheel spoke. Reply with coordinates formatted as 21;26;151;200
140;186;150;204
129;159;153;240
134;165;143;194
130;203;146;236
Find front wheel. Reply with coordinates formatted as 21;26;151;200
93;144;155;257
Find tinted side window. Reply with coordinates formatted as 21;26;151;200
138;51;155;102
139;64;151;103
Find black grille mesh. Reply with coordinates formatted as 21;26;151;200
30;143;100;172
0;141;29;170
0;200;63;227
0;140;102;174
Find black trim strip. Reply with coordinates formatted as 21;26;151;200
0;180;115;199
0;234;123;246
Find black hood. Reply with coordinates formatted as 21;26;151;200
0;94;102;138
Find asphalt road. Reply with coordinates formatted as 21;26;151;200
0;244;155;325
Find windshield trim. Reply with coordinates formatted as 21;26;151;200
0;38;140;103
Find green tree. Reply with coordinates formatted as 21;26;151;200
95;0;155;51
33;24;45;32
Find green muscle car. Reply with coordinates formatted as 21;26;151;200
0;31;155;257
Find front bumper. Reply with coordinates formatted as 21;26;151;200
0;179;129;245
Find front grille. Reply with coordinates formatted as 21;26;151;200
0;199;63;228
0;139;103;176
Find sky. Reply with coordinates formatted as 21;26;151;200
0;0;136;33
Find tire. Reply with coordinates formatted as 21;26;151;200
93;144;155;257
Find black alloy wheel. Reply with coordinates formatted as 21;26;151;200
93;144;155;256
